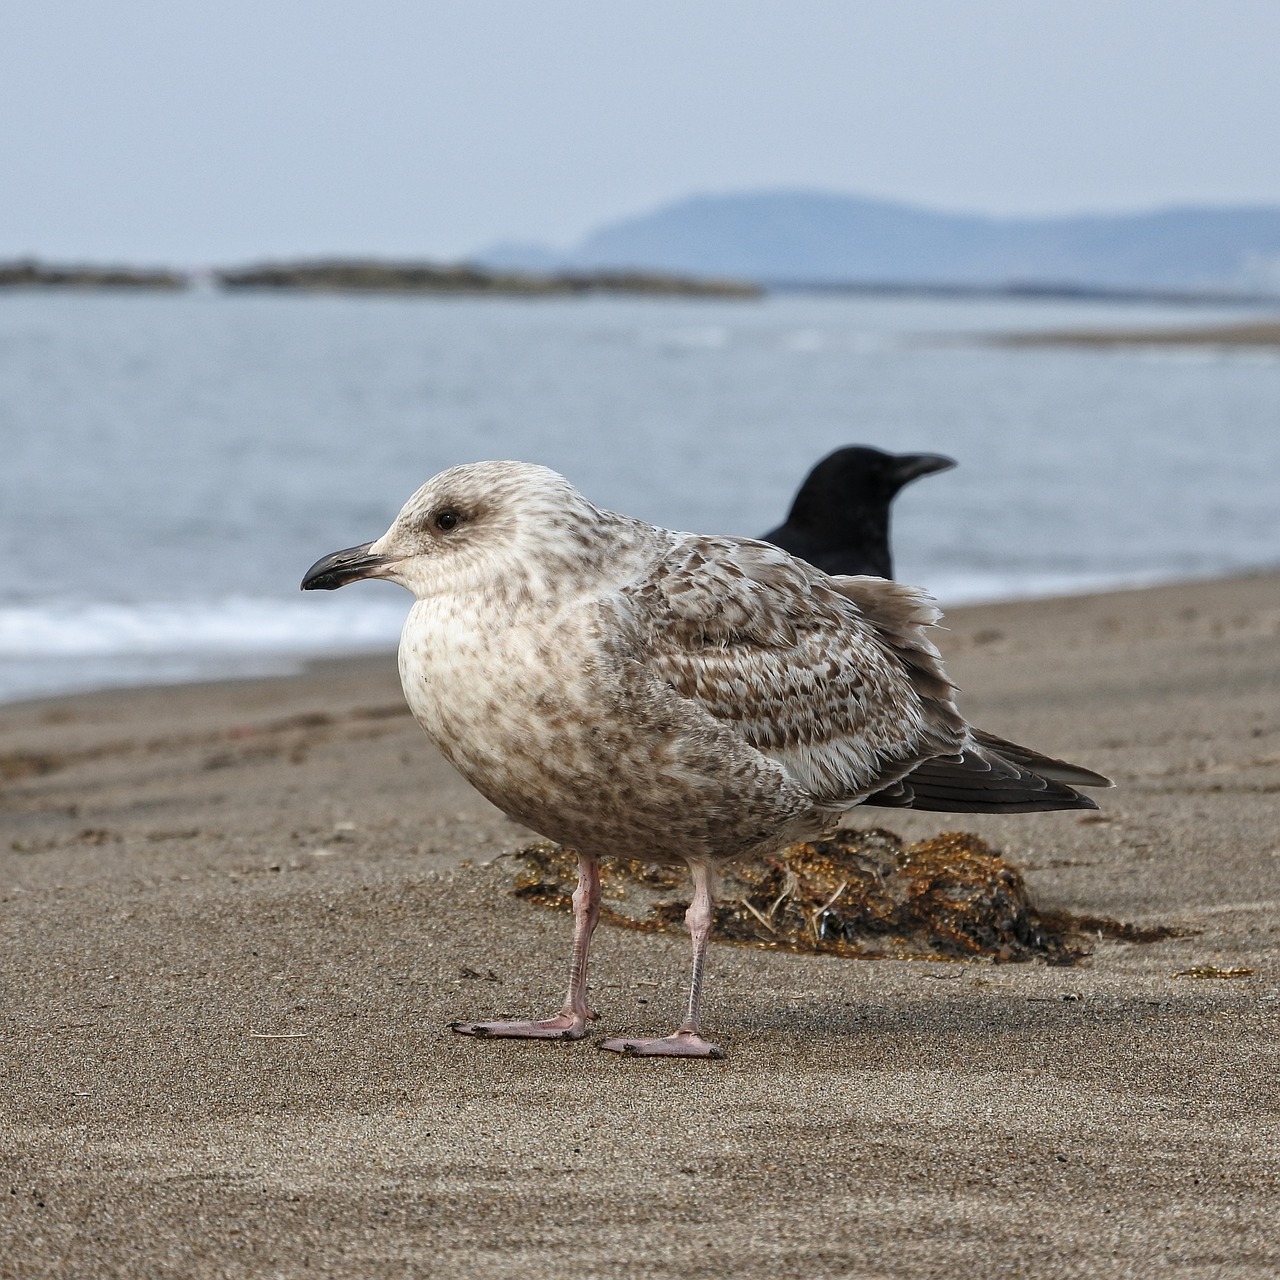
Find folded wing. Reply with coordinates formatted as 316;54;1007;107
611;541;1109;814
612;539;965;804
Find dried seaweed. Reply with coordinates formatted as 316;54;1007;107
507;828;1112;966
1172;965;1254;980
0;752;68;783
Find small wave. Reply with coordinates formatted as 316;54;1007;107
0;594;408;659
923;568;1174;607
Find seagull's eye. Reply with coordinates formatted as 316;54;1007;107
434;510;462;532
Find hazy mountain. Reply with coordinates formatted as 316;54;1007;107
475;190;1280;293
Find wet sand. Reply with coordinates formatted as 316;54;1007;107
2;572;1278;1277
995;317;1280;349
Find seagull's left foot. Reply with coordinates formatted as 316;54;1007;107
452;1012;592;1041
598;1030;725;1059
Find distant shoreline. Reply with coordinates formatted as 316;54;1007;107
215;260;761;298
0;257;760;300
0;260;185;290
992;317;1280;349
767;279;1280;307
6;257;1280;307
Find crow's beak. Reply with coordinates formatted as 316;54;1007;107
301;542;396;591
892;453;957;486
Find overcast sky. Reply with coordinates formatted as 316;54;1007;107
3;1;1279;264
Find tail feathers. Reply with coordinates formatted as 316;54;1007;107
863;731;1108;814
969;728;1113;790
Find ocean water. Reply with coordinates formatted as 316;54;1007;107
1;290;1278;704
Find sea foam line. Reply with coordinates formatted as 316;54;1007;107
0;595;409;657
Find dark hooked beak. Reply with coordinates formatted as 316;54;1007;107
301;542;396;591
892;453;957;486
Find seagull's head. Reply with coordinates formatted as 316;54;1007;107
301;460;605;599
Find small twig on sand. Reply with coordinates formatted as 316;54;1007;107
738;898;777;934
768;868;802;920
808;881;849;943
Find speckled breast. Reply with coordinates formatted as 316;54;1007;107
396;596;820;863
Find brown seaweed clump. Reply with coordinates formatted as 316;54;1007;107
508;828;1088;966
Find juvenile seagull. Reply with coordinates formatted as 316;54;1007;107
762;445;956;578
302;461;1108;1059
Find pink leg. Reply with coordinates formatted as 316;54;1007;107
600;859;725;1059
453;851;601;1041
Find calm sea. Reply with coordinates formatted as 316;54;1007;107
1;290;1278;704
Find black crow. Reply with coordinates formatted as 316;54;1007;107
761;445;956;578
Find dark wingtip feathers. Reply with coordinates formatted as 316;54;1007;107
863;733;1108;814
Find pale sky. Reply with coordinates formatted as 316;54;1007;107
3;0;1279;264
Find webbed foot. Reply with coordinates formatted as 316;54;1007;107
452;1012;593;1041
598;1029;725;1059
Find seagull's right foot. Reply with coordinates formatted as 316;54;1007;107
451;1012;592;1041
598;1029;725;1059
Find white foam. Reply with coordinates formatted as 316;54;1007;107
0;594;407;659
924;568;1177;608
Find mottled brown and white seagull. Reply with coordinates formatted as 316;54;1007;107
302;461;1109;1059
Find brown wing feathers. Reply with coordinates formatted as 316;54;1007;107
626;541;1110;815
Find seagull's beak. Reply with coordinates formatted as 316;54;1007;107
301;542;397;591
892;453;957;486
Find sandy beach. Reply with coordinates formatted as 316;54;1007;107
2;571;1277;1278
995;317;1280;349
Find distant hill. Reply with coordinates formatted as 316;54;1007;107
477;191;1280;294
